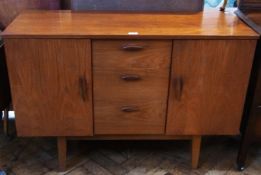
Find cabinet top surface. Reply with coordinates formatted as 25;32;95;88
1;9;259;39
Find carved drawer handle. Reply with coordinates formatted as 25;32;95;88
121;106;140;112
79;76;88;101
121;74;141;81
122;44;144;51
173;77;183;101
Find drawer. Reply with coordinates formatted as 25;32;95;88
94;69;169;101
93;40;172;135
94;99;168;135
93;40;172;70
94;69;169;135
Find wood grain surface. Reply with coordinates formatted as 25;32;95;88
167;40;257;135
93;40;171;135
4;39;93;136
1;9;258;39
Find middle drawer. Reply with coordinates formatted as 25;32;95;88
93;40;172;135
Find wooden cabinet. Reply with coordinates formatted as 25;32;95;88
234;11;261;170
5;39;93;136
167;40;256;135
236;40;261;170
1;10;258;171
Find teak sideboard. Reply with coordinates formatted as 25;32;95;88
1;9;258;171
235;10;261;170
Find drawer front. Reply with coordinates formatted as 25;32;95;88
93;40;172;135
93;40;171;70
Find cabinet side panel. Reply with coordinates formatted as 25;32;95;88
167;40;256;135
4;39;93;136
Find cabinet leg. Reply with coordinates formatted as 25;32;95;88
57;137;67;172
237;135;252;171
191;136;201;169
3;109;9;135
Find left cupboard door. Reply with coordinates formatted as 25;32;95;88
4;39;93;136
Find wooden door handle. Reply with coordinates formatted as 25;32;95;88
122;44;144;51
79;76;88;101
121;74;141;81
121;106;140;112
174;77;183;101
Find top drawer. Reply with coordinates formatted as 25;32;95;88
92;40;172;70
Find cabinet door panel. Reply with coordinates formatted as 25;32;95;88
5;39;93;136
167;40;256;135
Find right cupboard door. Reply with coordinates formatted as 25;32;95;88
167;40;256;135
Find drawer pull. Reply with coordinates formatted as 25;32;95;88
79;76;88;101
121;74;141;81
122;44;144;51
173;77;183;101
121;106;139;112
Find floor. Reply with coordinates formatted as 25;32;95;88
0;120;261;175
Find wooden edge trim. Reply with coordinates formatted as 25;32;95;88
67;135;194;140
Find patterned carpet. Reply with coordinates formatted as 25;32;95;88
0;121;260;175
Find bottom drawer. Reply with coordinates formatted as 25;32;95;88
94;100;167;135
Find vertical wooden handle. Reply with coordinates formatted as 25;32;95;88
79;76;88;101
174;77;183;101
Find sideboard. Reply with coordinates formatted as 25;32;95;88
235;10;261;170
1;9;258;171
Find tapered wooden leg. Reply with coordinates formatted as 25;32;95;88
192;136;201;169
3;109;9;135
57;137;67;172
237;140;250;171
237;129;253;171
